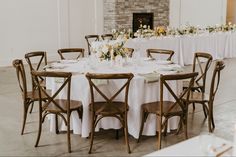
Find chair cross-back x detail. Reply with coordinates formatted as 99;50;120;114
183;52;213;110
138;72;198;149
124;48;134;58
182;60;225;132
85;35;99;55
101;34;113;40
147;49;175;61
25;51;47;113
13;59;48;135
32;71;83;153
58;48;85;60
86;73;134;154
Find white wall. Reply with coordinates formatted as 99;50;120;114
169;0;227;28
0;0;104;66
0;0;227;66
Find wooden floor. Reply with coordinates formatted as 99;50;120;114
0;58;235;156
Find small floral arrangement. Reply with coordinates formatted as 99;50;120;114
154;26;167;36
206;22;236;33
91;39;127;61
134;25;154;38
112;29;132;40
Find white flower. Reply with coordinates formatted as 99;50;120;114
115;55;122;62
143;25;147;29
96;51;103;58
112;29;117;33
102;45;109;54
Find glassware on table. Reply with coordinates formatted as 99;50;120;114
199;132;216;156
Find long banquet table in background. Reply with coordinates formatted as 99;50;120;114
125;31;236;65
46;58;182;138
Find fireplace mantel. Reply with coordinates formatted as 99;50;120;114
104;0;169;33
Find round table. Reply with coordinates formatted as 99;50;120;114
46;57;183;138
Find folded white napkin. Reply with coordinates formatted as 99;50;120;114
156;60;173;65
59;60;78;64
157;65;183;72
138;72;160;83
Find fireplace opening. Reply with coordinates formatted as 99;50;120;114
133;13;154;33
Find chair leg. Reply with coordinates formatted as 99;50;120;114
176;118;183;135
210;104;215;130
67;113;71;153
124;113;131;154
137;112;148;143
208;112;212;133
115;130;119;140
192;103;195;111
29;102;34;114
184;105;189;139
35;105;42;147
164;120;168;137
21;102;30;135
211;110;215;130
88;113;96;154
202;105;207;119
55;114;59;134
157;116;162;149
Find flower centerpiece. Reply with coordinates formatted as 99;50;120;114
112;29;132;40
154;26;167;36
91;39;127;61
134;25;154;38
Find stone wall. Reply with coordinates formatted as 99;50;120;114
104;0;169;33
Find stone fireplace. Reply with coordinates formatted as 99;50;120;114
103;0;169;33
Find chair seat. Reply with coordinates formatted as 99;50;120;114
183;92;209;103
183;80;203;90
90;101;128;116
142;101;182;116
26;89;51;101
44;99;82;113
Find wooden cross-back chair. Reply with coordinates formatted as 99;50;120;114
25;51;47;113
146;49;175;61
182;60;225;133
138;72;198;149
101;34;113;40
32;71;83;153
57;48;85;60
12;59;48;135
183;52;213;110
86;73;134;154
124;47;134;58
85;35;99;55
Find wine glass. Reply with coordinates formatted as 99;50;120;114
199;132;216;156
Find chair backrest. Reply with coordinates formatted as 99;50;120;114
32;71;72;113
85;35;99;55
25;51;47;71
159;72;198;115
146;49;174;61
124;48;134;58
86;73;134;112
101;34;113;40
208;60;225;104
58;48;85;60
192;52;213;92
25;51;47;90
12;59;27;101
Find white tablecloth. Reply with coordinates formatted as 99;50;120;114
145;135;232;156
125;32;236;65
46;58;182;138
